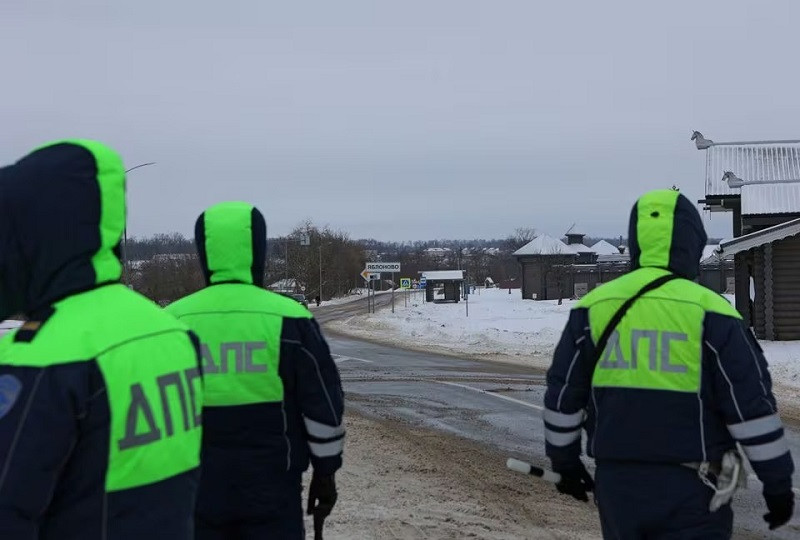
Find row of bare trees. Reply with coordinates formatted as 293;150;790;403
123;223;599;305
125;221;367;304
267;221;365;300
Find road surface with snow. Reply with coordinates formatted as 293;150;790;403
329;334;800;539
327;288;800;396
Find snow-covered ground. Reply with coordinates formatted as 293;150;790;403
327;288;800;393
327;288;573;368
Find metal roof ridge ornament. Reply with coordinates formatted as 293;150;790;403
692;130;800;149
691;131;714;150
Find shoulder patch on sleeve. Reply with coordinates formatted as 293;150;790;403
0;374;22;419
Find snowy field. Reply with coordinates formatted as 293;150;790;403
327;287;573;369
327;288;800;393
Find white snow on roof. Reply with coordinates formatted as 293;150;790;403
570;243;595;254
700;245;724;264
701;245;719;262
590;240;619;255
705;143;800;197
513;234;577;256
719;218;800;257
740;183;800;215
421;270;464;281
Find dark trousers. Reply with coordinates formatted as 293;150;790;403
595;461;733;540
195;473;304;540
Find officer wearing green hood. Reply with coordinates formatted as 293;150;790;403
0;141;203;539
545;189;794;538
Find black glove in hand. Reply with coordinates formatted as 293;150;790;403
554;461;594;503
308;474;338;520
764;491;794;530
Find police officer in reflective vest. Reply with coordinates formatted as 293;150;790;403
544;189;795;538
0;141;203;539
167;202;345;539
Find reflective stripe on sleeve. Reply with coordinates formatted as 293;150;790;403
742;437;789;462
309;438;344;458
304;416;345;439
545;428;581;447
727;414;783;440
543;408;584;429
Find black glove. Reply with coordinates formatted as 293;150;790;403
554;461;594;503
764;491;794;530
308;473;338;520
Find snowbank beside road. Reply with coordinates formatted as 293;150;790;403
309;289;391;310
326;288;800;393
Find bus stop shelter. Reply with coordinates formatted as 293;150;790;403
421;270;465;303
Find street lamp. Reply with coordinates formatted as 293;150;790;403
122;162;157;281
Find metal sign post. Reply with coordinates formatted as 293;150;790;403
391;272;395;314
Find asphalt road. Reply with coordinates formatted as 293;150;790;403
316;299;800;539
312;291;395;325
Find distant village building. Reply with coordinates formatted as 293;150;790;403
513;234;578;300
153;253;196;262
590;240;620;256
696;133;800;340
268;278;303;294
563;227;597;264
514;229;727;302
424;247;452;258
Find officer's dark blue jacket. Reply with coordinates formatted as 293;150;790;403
544;190;794;495
167;202;344;526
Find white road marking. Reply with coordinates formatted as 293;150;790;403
435;381;543;411
333;354;374;364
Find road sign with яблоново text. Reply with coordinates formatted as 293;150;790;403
366;262;401;272
400;278;411;289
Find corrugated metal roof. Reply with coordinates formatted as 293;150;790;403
718;218;800;256
740;183;800;215
513;234;577;256
705;143;800;197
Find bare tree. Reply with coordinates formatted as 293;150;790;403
506;227;538;251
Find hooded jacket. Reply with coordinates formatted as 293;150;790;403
544;190;794;495
166;202;344;524
0;141;203;539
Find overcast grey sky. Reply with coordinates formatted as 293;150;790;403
2;0;799;242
